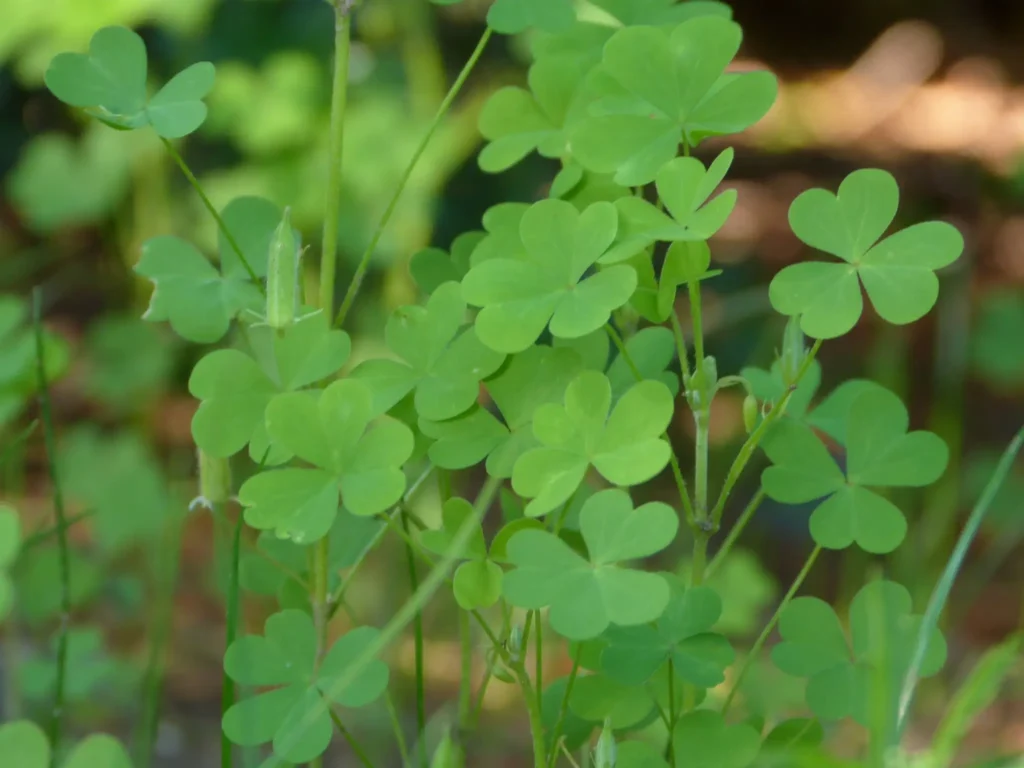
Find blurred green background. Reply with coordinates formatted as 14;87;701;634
2;0;1024;765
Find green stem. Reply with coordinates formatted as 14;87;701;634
276;476;504;759
895;425;1024;743
535;611;544;716
221;503;244;768
160;139;263;290
669;311;691;384
334;27;493;328
708;339;822;526
721;545;822;716
329;707;376;768
402;511;428;767
666;662;677;766
687;281;705;366
459;608;473;728
546;652;580;768
705;489;765;579
319;8;353;317
514;664;548;768
33;290;70;765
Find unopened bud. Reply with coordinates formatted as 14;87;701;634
594;719;616;768
742;394;758;434
197;449;231;506
266;207;299;329
780;316;806;386
430;726;465;768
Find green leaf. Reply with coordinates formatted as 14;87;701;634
601;580;734;688
570;19;777;185
479;57;590;172
569;674;655;729
352;282;504;420
487;0;576;34
761;387;948;553
971;289;1024;387
136;196;282;343
45;26;215;138
771;169;964;339
773;580;946;731
410;232;481;295
601;149;737;264
84;315;176;411
512;371;673;517
591;0;732;26
672;710;761;768
0;721;49;768
421;498;487;560
542;676;595;751
453;559;504;610
190;311;350;460
462;199;635;353
239;380;413;541
606;326;680;398
0;504;22;569
224;611;388;763
63;735;132;768
503;489;677;639
422;498;504;609
616;741;671;768
146;62;215;138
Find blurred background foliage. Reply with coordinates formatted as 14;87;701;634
2;0;1024;765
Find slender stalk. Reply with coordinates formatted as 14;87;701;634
402;511;428;767
546;651;580;768
20;510;93;552
705;489;766;579
160;139;263;289
33;289;70;764
687;281;705;369
513;663;547;768
275;476;504;759
895;425;1024;742
319;8;353;317
459;609;473;728
708;339;823;526
329;708;376;768
0;419;37;470
220;503;244;768
721;545;822;715
385;692;412;768
666;662;677;766
334;28;494;328
535;611;544;716
669;311;691;383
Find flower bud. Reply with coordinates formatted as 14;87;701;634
594;718;616;768
430;727;465;768
780;316;806;386
197;448;231;507
742;394;758;434
266;206;299;330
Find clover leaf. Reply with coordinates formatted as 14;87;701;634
503;489;677;639
773;580;946;731
602;149;737;264
190;310;351;461
591;0;732;26
770;169;964;339
238;379;413;542
462;199;636;353
570;18;777;186
421;498;505;609
601;579;734;689
606;326;680;398
136;196;282;343
478;56;590;173
569;673;657;729
671;710;761;768
0;721;132;768
351;282;504;421
223;610;389;764
0;505;20;621
487;0;576;34
468;202;530;266
761;386;947;553
45;26;215;139
409;231;481;295
512;371;674;517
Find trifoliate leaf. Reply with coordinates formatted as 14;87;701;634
136;196;281;343
238;379;413;542
570;18;777;185
671;710;761;768
190;310;351;460
45;26;215;138
569;674;656;729
351;282;504;421
761;386;948;553
503;489;677;639
0;721;132;768
462;199;635;353
601;580;733;688
479;56;590;172
487;0;576;34
606;326;680;398
469;203;530;266
770;169;964;339
512;371;673;517
421;497;505;610
773;580;945;733
601;149;736;264
223;611;389;764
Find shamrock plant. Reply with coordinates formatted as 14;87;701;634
28;2;991;768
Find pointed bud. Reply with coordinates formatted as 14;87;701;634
742;394;758;434
780;316;806;386
197;448;231;506
430;726;465;768
594;718;616;768
266;207;299;329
